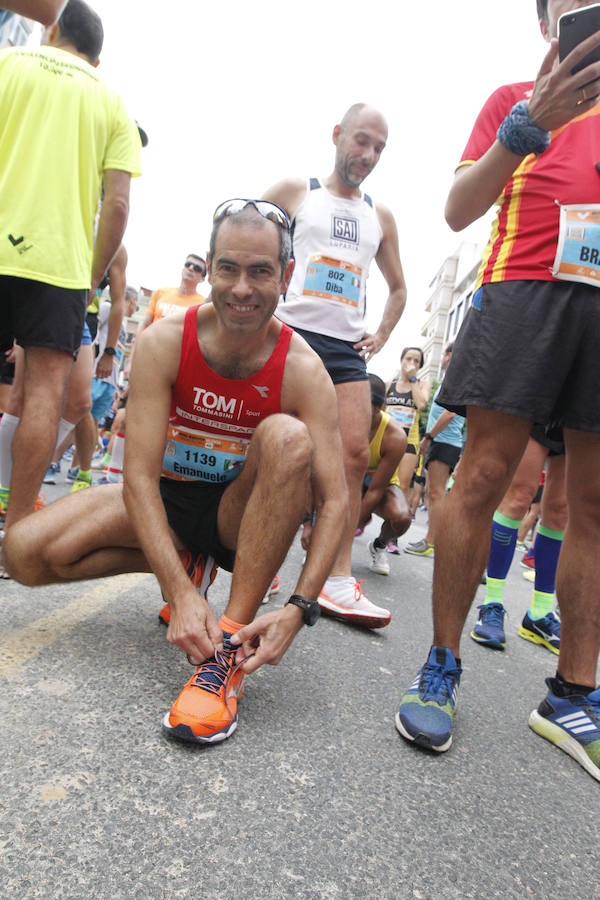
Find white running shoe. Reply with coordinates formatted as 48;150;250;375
262;574;280;604
318;577;391;628
368;540;390;575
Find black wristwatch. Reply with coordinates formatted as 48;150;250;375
424;432;434;442
103;346;117;357
409;376;417;383
286;593;321;627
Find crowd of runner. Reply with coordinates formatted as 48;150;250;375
1;0;599;783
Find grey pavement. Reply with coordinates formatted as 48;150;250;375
1;473;598;899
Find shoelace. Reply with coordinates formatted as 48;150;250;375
353;579;366;602
188;636;255;722
541;613;560;636
478;603;506;627
191;641;236;695
189;637;255;693
419;662;461;704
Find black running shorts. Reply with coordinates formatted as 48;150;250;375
424;441;461;472
530;422;565;457
159;478;236;571
438;280;600;432
0;274;88;357
292;327;368;384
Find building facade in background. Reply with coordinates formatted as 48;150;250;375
420;242;481;382
0;10;36;48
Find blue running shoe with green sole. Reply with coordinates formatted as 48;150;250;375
470;602;506;650
518;610;560;655
529;678;600;783
395;646;462;752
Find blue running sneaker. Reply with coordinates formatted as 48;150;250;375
66;466;79;482
43;462;61;484
519;610;560;655
470;602;506;650
395;646;462;752
529;678;600;783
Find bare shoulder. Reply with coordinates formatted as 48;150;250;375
262;177;307;219
135;309;186;379
381;414;408;457
384;413;407;441
374;201;397;234
281;330;337;414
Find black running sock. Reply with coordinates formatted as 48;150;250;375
374;536;387;550
550;672;595;697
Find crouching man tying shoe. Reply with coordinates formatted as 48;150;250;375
3;199;347;744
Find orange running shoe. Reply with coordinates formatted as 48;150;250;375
158;549;218;625
162;636;245;743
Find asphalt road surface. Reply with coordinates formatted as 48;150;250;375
1;476;598;898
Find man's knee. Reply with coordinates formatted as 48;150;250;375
342;434;369;479
390;507;412;536
255;414;313;473
3;525;51;586
460;452;515;506
502;481;536;520
64;394;92;424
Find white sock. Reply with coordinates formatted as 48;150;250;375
0;413;19;488
55;417;76;454
107;432;125;482
110;432;125;472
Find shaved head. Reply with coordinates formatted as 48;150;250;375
339;103;388;137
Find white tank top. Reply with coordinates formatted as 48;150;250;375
277;178;383;342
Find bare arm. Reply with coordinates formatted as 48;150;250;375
355;203;407;361
5;0;66;24
287;352;348;601
96;245;127;380
411;379;431;411
123;317;221;662
419;409;458;455
231;342;348;672
91;169;131;295
261;177;307;220
446;36;600;232
360;422;407;525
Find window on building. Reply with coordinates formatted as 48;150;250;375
455;301;463;329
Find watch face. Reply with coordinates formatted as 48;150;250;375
288;596;320;626
306;602;321;627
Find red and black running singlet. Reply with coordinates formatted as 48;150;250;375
162;305;293;483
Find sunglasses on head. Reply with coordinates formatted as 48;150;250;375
184;261;205;274
212;198;290;230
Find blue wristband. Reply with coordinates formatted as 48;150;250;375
497;100;550;157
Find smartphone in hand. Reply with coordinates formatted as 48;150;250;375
559;3;600;76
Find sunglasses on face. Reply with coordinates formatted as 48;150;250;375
184;261;205;275
212;198;290;230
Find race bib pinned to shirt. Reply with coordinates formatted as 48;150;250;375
162;425;248;483
387;406;417;429
552;203;600;287
302;254;363;308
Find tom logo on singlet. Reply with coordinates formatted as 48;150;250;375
192;387;236;415
331;216;359;244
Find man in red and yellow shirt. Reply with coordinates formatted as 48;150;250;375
396;0;600;783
